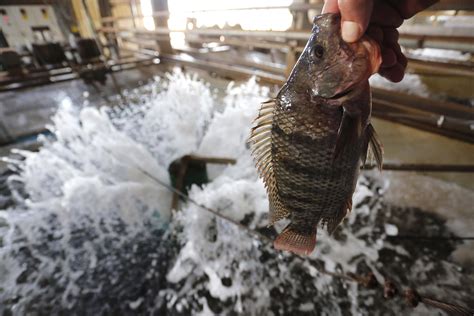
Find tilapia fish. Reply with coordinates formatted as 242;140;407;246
249;13;383;256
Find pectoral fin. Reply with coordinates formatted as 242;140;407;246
361;123;383;170
333;111;362;162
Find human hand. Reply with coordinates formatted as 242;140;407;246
322;0;438;82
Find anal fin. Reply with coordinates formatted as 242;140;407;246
327;199;352;235
274;224;317;256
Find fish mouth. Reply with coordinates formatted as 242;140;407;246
328;88;353;100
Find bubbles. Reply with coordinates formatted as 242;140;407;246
384;223;399;236
1;69;472;315
0;69;205;314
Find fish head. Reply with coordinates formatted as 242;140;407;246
289;13;381;99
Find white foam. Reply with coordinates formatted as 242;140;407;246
1;69;471;314
384;172;474;266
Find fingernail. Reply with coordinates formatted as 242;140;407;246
342;21;361;43
321;3;328;13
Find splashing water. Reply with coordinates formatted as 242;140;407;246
1;69;472;315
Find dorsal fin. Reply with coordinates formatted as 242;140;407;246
249;99;289;224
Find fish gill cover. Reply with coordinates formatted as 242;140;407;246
0;69;473;315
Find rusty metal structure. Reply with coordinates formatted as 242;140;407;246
0;0;471;150
94;0;474;143
1;0;473;144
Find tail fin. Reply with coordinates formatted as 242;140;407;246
274;224;317;256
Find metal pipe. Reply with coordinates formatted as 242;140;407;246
81;0;127;101
0;57;158;93
101;1;474;22
99;26;474;51
362;163;474;172
104;26;472;42
116;44;474;143
101;3;324;22
406;57;474;78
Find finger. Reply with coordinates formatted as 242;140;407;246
389;42;408;68
380;47;398;68
322;0;340;14
370;1;403;28
379;64;405;82
366;25;383;43
397;49;408;68
389;0;438;19
382;28;399;45
338;0;374;42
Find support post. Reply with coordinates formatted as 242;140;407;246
130;0;138;28
285;41;297;77
150;0;173;54
290;0;313;30
82;0;125;101
98;0;119;58
81;0;105;55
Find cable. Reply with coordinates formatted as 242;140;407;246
386;235;474;241
134;165;473;315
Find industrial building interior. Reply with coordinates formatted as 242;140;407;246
0;0;473;315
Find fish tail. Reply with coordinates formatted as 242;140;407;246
274;224;317;256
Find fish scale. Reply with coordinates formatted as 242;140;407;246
250;13;383;256
273;98;357;228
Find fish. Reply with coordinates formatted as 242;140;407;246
249;13;383;256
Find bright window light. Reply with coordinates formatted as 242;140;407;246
168;0;293;31
140;0;294;48
140;0;155;30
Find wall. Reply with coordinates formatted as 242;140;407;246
0;4;64;49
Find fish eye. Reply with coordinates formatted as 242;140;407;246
312;44;324;59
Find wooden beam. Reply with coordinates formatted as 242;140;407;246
109;0;131;5
184;155;236;165
372;87;474;119
406;56;474;78
430;0;474;11
0;0;53;4
398;24;474;43
98;0;113;17
362;163;474;172
150;0;173;54
147;50;474;143
99;25;474;46
100;0;474;19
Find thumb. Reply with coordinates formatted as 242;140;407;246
322;0;339;14
338;0;374;42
